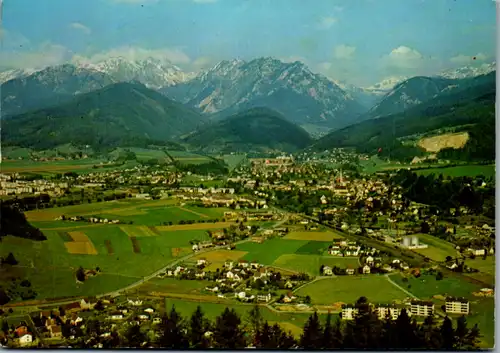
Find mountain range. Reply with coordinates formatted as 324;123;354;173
0;55;496;156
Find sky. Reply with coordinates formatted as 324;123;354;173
0;0;497;86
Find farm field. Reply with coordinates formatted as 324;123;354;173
284;230;344;242
272;254;360;276
0;226;181;300
236;238;308;264
410;233;458;262
389;273;482;299
25;199;229;227
295;276;409;304
414;165;495;178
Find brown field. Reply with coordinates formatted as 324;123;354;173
130;236;141;253
171;247;192;258
284;231;341;241
120;225;157;238
192;249;248;263
417;132;469;153
156;222;233;232
64;241;98;255
105;240;114;255
68;231;90;242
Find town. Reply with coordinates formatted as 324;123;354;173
0;148;495;348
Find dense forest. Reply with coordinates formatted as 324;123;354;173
391;169;495;219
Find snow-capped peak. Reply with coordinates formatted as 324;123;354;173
363;76;408;95
437;61;496;79
72;56;195;89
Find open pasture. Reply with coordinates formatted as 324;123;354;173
284;230;343;242
295;241;332;255
237;238;308;265
389;273;482;299
409;233;458;262
296;276;409;304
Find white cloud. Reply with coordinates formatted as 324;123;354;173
334;44;356;59
384;45;424;69
70;22;91;35
333;6;344;12
317;16;337;30
0;43;72;70
71;46;191;65
192;56;213;69
450;53;488;65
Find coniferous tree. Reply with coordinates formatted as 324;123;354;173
125;324;147;348
394;309;419;349
157;306;189;349
351;296;383;350
300;311;323;349
213;308;247;349
380;312;396;349
322;311;343;349
454;315;468;349
419;314;442;349
5;253;18;266
440;316;455;350
464;323;481;350
247;305;263;339
189;306;210;349
255;321;272;348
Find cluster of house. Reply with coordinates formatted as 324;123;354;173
341;296;470;320
54;215;121;224
159;259;299;303
172;188;267;209
3;296;169;347
0;174;69;196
